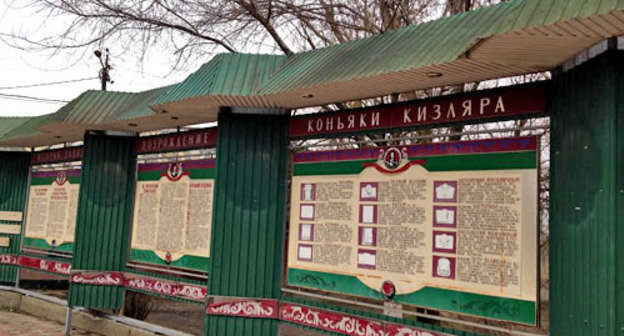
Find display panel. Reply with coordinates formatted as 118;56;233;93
23;168;81;252
129;159;215;272
287;137;538;325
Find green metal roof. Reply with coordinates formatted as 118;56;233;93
0;118;31;138
52;90;135;124
2;0;624;146
258;0;624;95
104;86;171;122
1;114;56;141
0;87;169;145
152;53;288;108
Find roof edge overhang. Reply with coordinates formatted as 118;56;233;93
4;0;624;148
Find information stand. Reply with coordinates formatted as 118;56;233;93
18;147;82;278
124;128;217;302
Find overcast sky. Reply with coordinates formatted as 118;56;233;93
0;1;196;117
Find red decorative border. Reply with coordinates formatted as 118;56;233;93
293;136;537;163
289;84;545;138
0;254;17;265
31;147;83;165
279;303;385;336
135;128;217;154
17;256;71;275
123;274;207;302
70;271;124;286
385;323;448;336
207;299;278;318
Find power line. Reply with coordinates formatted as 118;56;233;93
0;77;98;90
0;92;69;104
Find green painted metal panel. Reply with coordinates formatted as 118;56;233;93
617;51;624;336
205;110;289;336
549;50;623;335
0;152;30;283
68;133;136;309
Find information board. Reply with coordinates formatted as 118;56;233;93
23;169;81;252
129;159;215;272
287;137;538;325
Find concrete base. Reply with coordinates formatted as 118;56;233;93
0;289;189;336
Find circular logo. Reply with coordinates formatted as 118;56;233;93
383;148;402;170
168;162;183;179
55;171;67;185
381;280;396;299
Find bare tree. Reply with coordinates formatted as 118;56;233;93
2;0;501;70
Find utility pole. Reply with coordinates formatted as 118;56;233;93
94;48;113;91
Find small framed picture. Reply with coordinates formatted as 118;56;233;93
434;181;458;203
359;227;377;246
300;183;316;201
300;204;315;221
432;231;456;254
432;256;456;279
359;204;378;224
357;249;377;269
298;244;313;262
433;206;457;228
299;224;314;241
359;182;379;201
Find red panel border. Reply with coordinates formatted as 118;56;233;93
207;299;279;318
70;271;124;286
135;128;217;154
17;256;71;276
31;147;83;165
289;83;546;139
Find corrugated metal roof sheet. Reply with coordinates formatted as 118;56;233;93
152;53;288;108
52;90;134;125
3;0;624;146
2;114;54;140
257;0;624;95
104;86;171;122
0;87;172;146
0;118;31;138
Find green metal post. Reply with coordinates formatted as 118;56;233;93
205;109;289;336
0;151;30;284
68;132;136;309
549;49;624;336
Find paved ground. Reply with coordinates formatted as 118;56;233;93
0;310;99;336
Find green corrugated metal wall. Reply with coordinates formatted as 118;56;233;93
205;110;288;336
69;133;136;309
549;50;623;335
0;152;30;283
